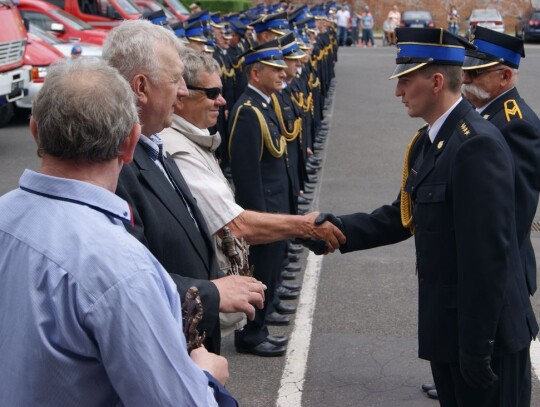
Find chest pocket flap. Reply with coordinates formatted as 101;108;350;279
415;183;447;203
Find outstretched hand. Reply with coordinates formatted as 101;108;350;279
299;212;346;254
212;275;266;320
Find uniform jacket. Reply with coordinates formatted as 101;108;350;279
480;87;540;296
116;143;222;352
273;87;306;198
339;99;538;362
228;86;294;215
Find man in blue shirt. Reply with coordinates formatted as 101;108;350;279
0;58;236;406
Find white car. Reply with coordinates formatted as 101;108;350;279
467;9;505;37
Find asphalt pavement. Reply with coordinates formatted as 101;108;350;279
1;40;540;407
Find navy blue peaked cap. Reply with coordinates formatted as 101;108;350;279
390;28;476;79
463;26;525;70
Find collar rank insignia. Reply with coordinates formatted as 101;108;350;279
437;140;444;150
262;102;267;108
504;99;522;122
460;122;471;136
483;114;490;119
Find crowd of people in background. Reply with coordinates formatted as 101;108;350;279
1;0;540;405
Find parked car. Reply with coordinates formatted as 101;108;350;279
515;9;540;42
42;0;141;30
15;30;64;109
28;23;102;58
18;0;108;45
466;9;505;37
0;0;31;127
400;10;435;28
156;0;187;22
134;0;177;24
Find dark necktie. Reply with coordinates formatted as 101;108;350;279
158;150;200;231
140;140;200;231
423;131;432;158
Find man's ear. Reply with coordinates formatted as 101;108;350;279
131;74;149;105
119;123;141;164
432;72;445;94
29;116;39;144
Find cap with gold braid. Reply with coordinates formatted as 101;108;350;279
390;28;476;79
251;12;291;35
242;39;287;68
463;25;525;70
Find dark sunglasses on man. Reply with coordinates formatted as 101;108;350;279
463;67;504;79
187;85;223;100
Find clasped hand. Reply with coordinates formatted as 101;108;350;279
299;212;345;255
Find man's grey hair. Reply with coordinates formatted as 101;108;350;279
181;47;220;90
32;58;138;163
103;19;184;84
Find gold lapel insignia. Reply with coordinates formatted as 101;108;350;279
262;102;267;108
504;99;522;122
437;140;444;149
460;122;471;136
483;114;490;119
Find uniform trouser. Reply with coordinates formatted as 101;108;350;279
430;345;531;407
235;240;287;347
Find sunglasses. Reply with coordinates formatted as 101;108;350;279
187;85;223;100
464;67;504;79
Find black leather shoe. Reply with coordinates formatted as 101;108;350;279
285;263;301;272
282;282;301;290
281;271;296;280
297;207;308;215
297;196;311;205
265;311;290;326
427;389;438;399
266;335;289;346
288;243;304;254
275;302;297;314
288;253;300;262
303;185;315;193
276;286;299;300
421;383;436;392
236;338;286;356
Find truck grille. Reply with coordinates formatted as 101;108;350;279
0;39;25;68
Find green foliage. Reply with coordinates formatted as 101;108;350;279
196;0;251;13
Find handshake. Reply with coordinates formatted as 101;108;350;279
298;212;346;255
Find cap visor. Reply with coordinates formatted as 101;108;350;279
261;59;287;68
388;62;428;79
270;28;290;35
462;56;500;70
188;36;208;43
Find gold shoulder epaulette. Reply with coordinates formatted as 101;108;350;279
504;99;523;122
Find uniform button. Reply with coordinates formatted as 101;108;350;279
411;186;415;191
428;192;433;198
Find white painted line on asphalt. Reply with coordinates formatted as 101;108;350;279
276;252;323;407
530;338;540;380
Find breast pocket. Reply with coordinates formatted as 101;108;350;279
414;183;453;233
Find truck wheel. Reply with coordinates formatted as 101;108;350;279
0;103;14;127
